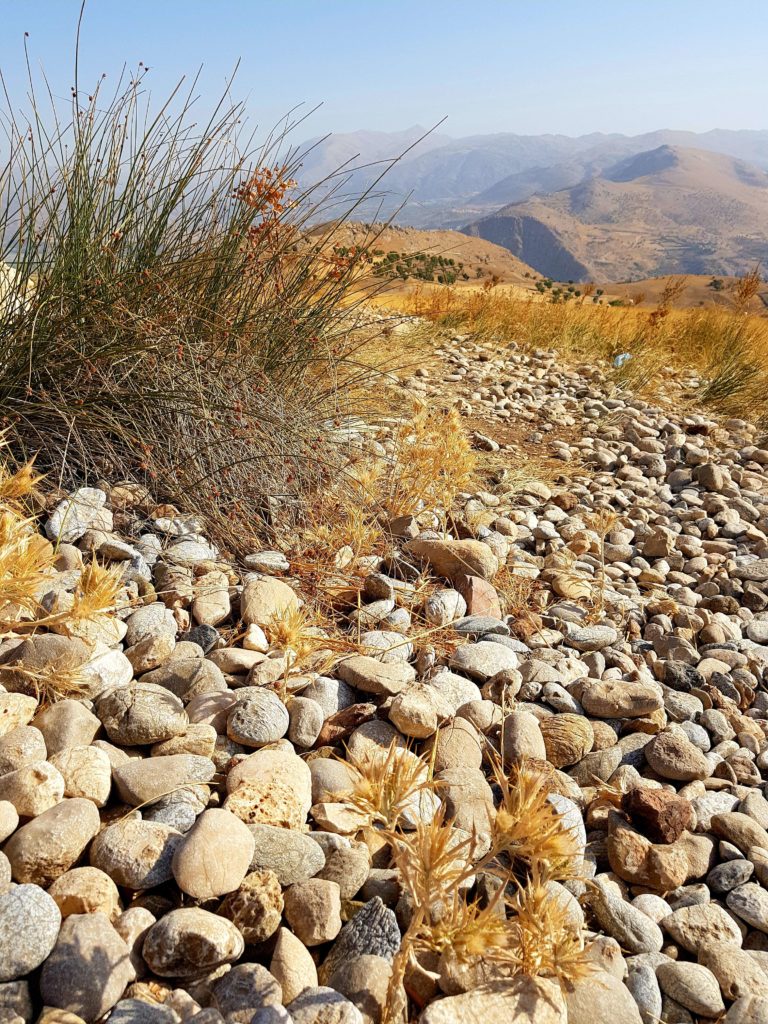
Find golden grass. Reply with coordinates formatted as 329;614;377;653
502;871;594;985
0;444;125;705
383;405;477;520
391;285;768;424
381;775;592;1023
0;510;56;628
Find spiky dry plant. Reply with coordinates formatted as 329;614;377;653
339;740;435;832
265;605;328;667
70;559;126;622
581;508;620;622
500;870;594;985
494;563;542;618
0;509;56;629
0;660;90;706
383;404;477;520
491;760;582;880
381;800;591;1022
0;456;43;510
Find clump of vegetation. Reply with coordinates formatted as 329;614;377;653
0;51;382;554
378;757;592;1023
0;442;124;702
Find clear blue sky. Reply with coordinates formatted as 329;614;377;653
2;0;768;139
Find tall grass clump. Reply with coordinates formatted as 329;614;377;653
0;51;382;552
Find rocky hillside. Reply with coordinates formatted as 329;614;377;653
315;222;540;286
462;146;768;281
2;323;768;1021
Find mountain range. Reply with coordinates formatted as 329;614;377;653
297;127;768;280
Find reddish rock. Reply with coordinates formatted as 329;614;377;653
456;575;502;618
623;787;694;844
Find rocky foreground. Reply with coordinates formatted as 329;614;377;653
2;331;768;1024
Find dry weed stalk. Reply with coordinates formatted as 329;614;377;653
502;870;594;984
0;509;56;628
375;752;591;1022
0;661;91;706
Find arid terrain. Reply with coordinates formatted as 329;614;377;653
5;29;768;1023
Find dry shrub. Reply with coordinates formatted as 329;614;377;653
0;442;123;705
503;871;594;984
383;405;477;520
372;748;591;1022
337;739;434;831
491;760;583;880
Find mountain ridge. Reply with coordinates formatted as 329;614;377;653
462;145;768;280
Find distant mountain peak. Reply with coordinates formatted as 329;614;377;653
604;144;682;181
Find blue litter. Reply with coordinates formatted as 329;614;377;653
613;352;632;368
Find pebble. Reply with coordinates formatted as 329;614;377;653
0;884;61;981
142;908;245;977
656;961;725;1018
172;808;254;899
211;963;282;1018
219;869;284;943
48;866;120;920
40;912;136;1020
662;902;744;952
727;882;768;932
4;798;100;885
90;819;183;889
227;690;290;747
270;927;319;1003
247;822;326;884
287;987;363;1024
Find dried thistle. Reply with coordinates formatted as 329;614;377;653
490;759;582;880
339;740;435;832
0;661;90;706
383;404;477;520
500;870;595;985
69;558;125;622
0;509;55;628
265;604;327;665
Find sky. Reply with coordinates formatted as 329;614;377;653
2;0;768;141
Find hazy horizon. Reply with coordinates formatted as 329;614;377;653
3;0;768;141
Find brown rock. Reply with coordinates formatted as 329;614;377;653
623;788;694;844
240;577;298;628
645;730;713;781
607;814;714;890
47;867;121;920
218;869;283;944
456;575;502;618
315;704;377;748
712;812;768;854
283;879;342;946
4;798;100;885
404;537;499;584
